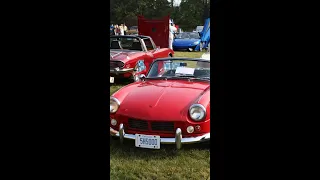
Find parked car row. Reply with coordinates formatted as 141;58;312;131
126;26;138;35
173;32;202;52
109;35;210;150
173;18;210;52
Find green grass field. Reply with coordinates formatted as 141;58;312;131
110;51;210;180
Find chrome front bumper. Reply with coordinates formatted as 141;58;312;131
110;68;134;75
110;123;210;149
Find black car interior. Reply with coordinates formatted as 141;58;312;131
130;41;142;51
110;40;122;49
161;69;210;78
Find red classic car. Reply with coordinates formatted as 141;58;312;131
110;58;210;150
110;35;174;83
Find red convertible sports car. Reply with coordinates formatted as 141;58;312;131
110;35;174;83
110;58;210;149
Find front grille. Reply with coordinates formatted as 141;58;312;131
128;119;148;131
151;122;174;132
110;61;124;69
127;118;175;133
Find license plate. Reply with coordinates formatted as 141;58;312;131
135;134;160;149
110;76;114;83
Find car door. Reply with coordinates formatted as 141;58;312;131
144;38;169;59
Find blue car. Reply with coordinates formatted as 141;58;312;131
173;32;202;52
195;18;210;51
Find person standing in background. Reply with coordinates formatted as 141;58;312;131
168;20;177;50
114;24;119;35
110;24;114;35
124;24;128;35
119;24;124;35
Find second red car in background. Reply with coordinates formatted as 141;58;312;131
110;35;174;83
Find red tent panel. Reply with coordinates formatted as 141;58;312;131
138;15;169;48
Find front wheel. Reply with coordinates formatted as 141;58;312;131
129;73;140;83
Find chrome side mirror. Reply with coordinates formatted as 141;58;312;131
139;74;146;81
134;74;146;82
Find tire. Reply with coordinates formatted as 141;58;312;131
129;73;135;83
111;136;119;140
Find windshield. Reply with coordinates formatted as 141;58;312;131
196;26;204;32
147;59;210;80
175;32;200;39
110;37;142;50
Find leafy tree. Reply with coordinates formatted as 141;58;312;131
172;0;205;31
110;0;210;30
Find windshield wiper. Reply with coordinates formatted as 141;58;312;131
145;76;173;80
199;77;210;80
175;75;210;81
175;74;195;78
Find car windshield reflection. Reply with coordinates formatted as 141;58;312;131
175;32;200;39
147;59;210;80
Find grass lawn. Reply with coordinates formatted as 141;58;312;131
110;51;210;180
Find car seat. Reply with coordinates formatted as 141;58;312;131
131;41;142;51
111;40;122;49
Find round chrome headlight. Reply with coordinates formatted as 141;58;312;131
189;104;206;121
110;97;120;113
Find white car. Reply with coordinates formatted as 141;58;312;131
195;26;204;32
200;44;210;60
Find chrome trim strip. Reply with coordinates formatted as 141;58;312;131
110;97;120;114
110;68;134;74
110;97;120;106
110;52;122;58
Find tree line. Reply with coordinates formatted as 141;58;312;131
110;0;210;31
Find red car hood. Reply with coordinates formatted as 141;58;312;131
110;50;143;64
116;80;210;121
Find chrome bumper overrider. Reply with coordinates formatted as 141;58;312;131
110;123;210;149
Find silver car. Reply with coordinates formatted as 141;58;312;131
200;43;210;60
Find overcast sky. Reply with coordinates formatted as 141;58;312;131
169;0;181;6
